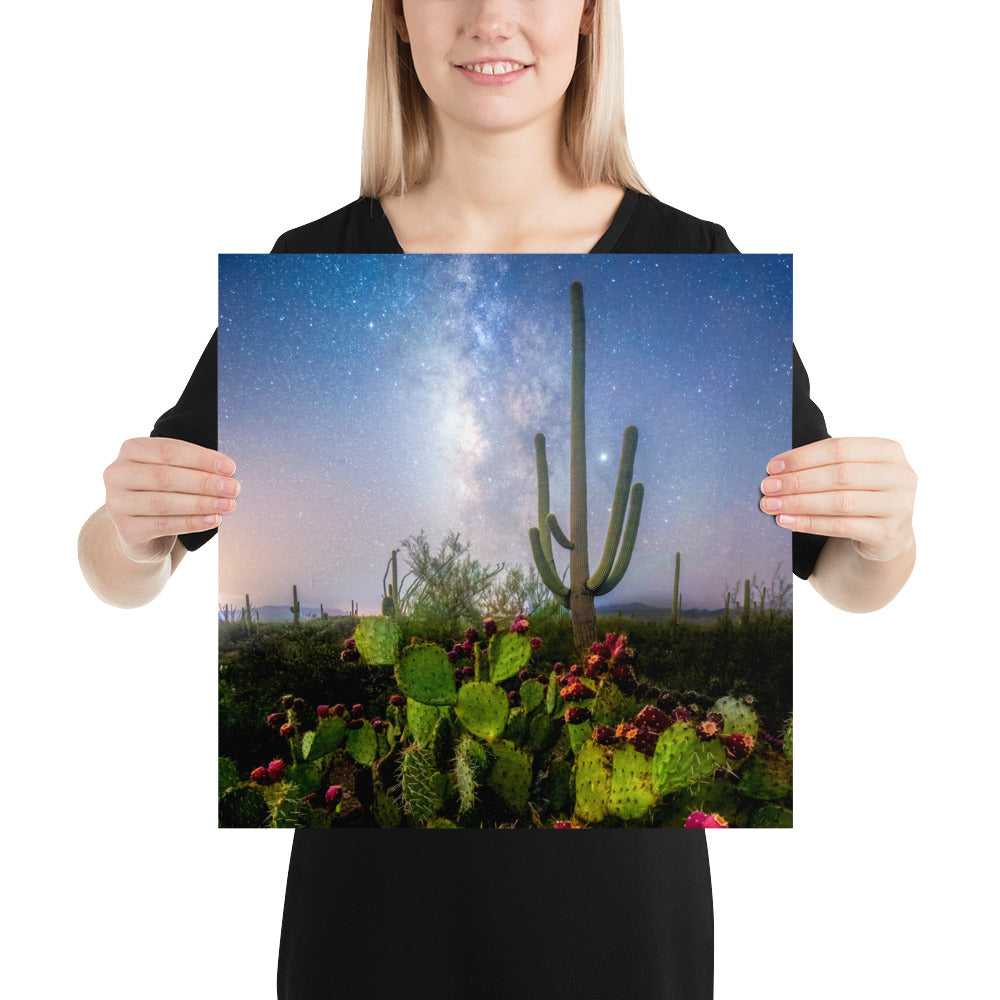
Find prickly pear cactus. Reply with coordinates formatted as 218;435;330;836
431;715;454;773
399;745;442;823
590;678;624;726
608;743;657;821
455;680;509;740
566;718;594;756
346;719;378;766
395;641;457;705
489;632;532;683
545;667;559;715
710;695;760;738
519;678;545;712
783;717;793;760
574;741;611;823
354;616;401;665
486;739;532;814
219;785;268;828
302;716;347;761
736;752;792;801
405;698;448;746
454;735;487;815
651;722;726;795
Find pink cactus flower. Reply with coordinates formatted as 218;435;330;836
325;785;344;804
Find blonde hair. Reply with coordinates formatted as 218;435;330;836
360;0;651;199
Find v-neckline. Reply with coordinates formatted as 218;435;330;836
372;187;638;254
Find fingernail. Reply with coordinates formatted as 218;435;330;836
761;497;782;512
768;459;785;474
777;514;796;526
761;478;782;493
216;457;235;475
203;514;221;526
218;478;239;496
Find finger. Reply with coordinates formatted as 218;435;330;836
113;511;224;550
766;437;905;476
113;489;238;518
109;461;241;499
119;437;237;476
771;512;883;541
760;461;912;497
759;490;894;519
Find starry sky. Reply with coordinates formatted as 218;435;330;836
218;254;792;614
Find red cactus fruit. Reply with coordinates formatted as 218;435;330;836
564;706;590;724
510;613;530;635
605;633;628;660
371;717;385;731
292;697;307;713
483;618;498;637
569;663;582;676
267;759;286;781
530;636;542;651
316;705;330;719
351;703;364;717
281;694;295;708
340;648;360;662
583;660;602;679
589;640;611;659
630;728;660;757
453;667;464;680
507;690;521;706
696;720;721;741
331;704;346;717
447;649;460;663
279;722;295;738
706;712;724;727
560;680;591;701
670;706;692;724
552;662;565;672
460;639;474;655
343;638;356;650
685;810;728;829
552;821;573;829
462;664;475;677
536;672;548;683
389;694;405;707
347;718;364;730
465;628;480;643
325;785;344;804
592;725;616;745
250;766;269;783
722;732;755;760
266;712;287;728
519;668;530;680
634;705;670;734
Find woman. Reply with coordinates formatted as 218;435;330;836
79;2;916;996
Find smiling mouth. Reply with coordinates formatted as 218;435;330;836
457;61;529;76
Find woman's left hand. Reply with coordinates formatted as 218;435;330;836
759;437;917;562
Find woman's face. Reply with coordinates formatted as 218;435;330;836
395;0;593;137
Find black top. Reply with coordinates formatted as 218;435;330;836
153;190;830;1000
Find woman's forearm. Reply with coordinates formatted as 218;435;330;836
807;533;916;613
78;506;187;609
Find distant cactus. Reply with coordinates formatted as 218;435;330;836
672;552;681;621
243;593;254;635
290;584;300;625
529;282;645;650
741;579;751;625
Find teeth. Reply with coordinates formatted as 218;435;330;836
463;61;525;75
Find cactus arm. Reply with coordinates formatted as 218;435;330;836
533;433;560;574
529;527;571;603
586;425;638;592
591;483;644;596
546;512;574;550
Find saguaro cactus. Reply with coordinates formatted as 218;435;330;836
672;552;681;622
529;281;644;650
290;584;300;625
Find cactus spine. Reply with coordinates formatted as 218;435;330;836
290;584;300;625
529;282;645;650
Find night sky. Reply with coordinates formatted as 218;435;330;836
218;254;791;614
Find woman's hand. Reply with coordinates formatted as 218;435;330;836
759;437;916;561
758;437;917;612
103;437;240;562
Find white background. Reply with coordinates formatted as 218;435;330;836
4;2;995;997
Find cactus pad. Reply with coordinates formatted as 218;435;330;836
574;741;611;823
736;753;792;801
455;681;509;740
590;678;624;726
486;739;532;814
406;698;449;746
652;723;726;795
710;695;760;738
454;737;483;814
399;745;442;823
219;785;268;828
302;716;347;761
519;678;545;713
373;788;402;827
218;757;239;799
346;719;378;766
354;616;401;665
608;743;657;821
567;719;594;756
489;632;532;683
395;641;457;705
783;718;793;760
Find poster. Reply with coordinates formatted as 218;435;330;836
218;253;793;829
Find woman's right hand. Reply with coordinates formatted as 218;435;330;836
103;437;240;562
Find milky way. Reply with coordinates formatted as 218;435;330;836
218;253;792;613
